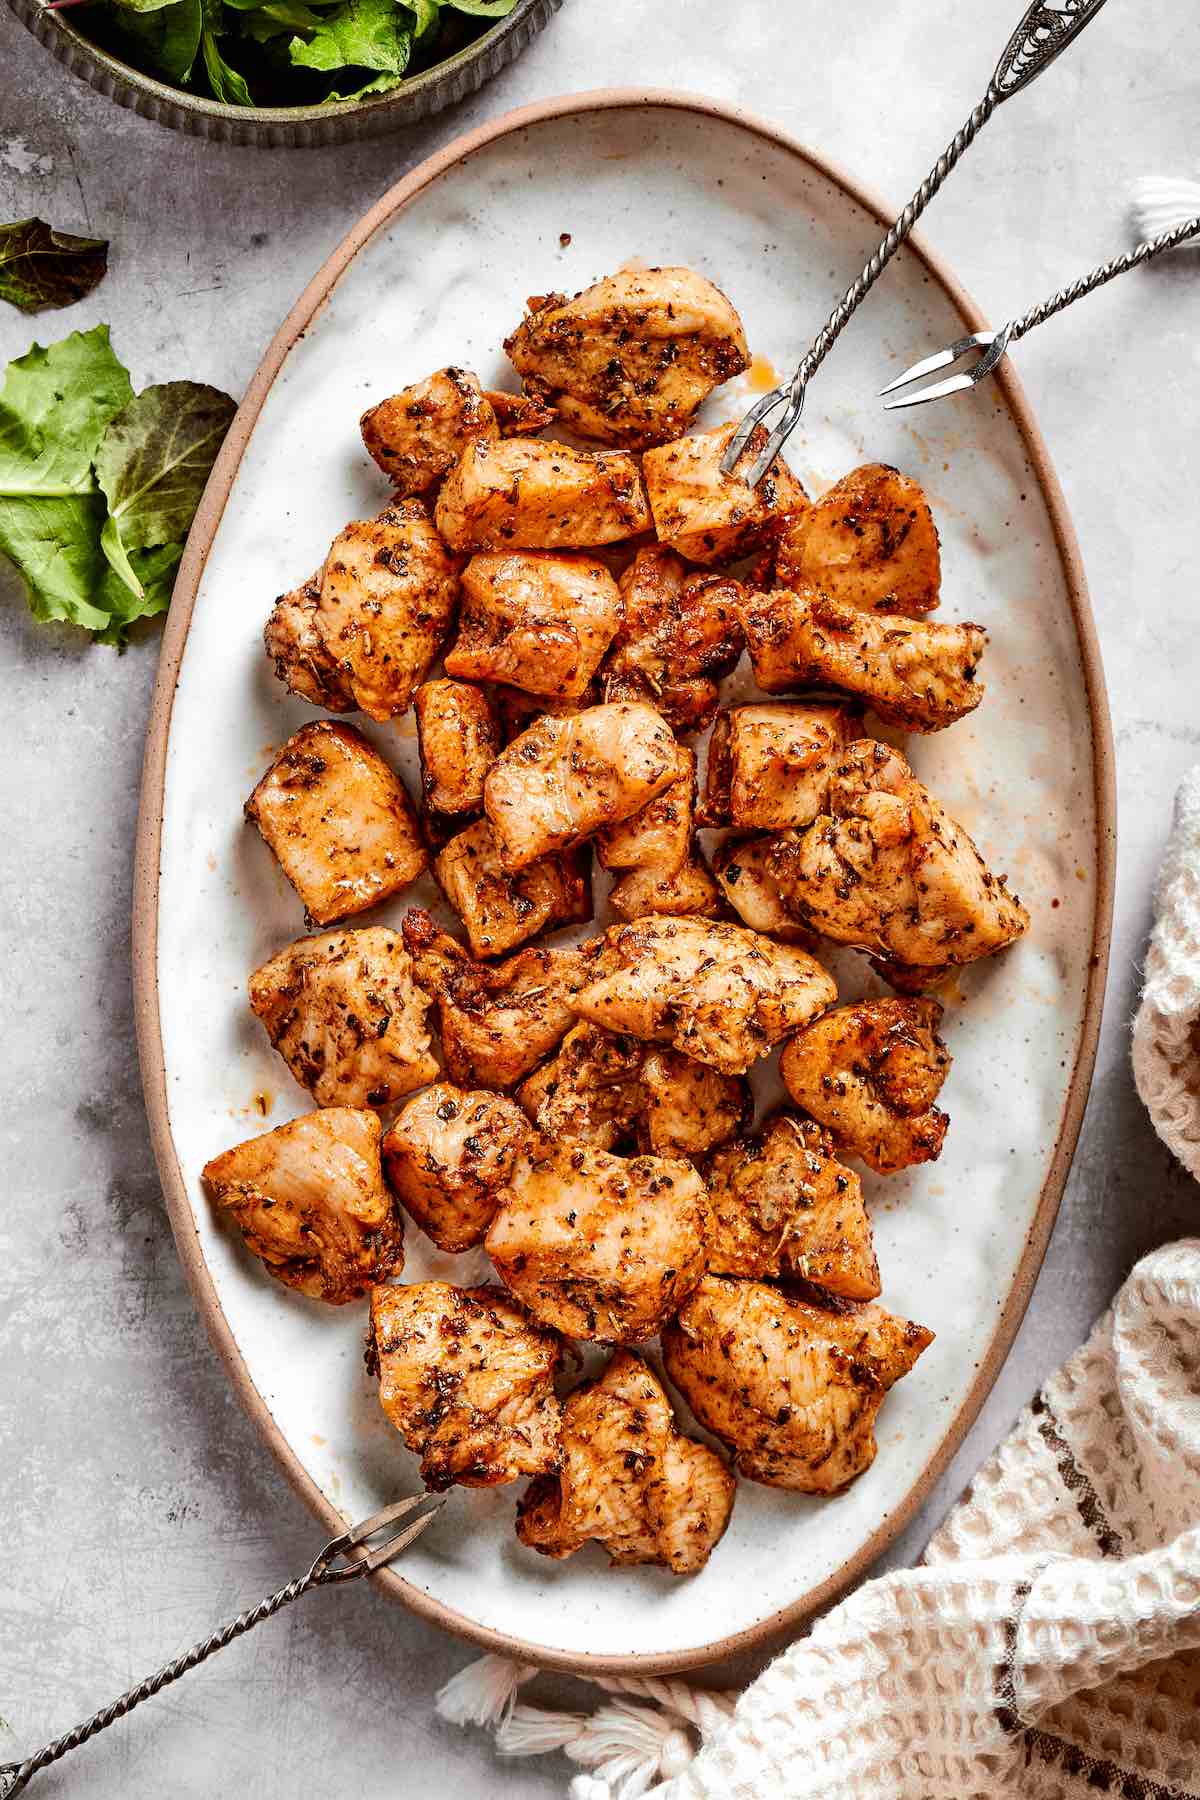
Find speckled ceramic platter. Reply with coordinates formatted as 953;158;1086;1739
133;92;1115;1673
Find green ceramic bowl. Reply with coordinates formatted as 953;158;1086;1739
7;0;562;146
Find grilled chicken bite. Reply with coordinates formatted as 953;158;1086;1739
642;421;807;566
445;551;621;698
766;738;1030;981
602;549;743;736
711;836;812;943
774;464;941;616
434;816;591;958
705;1114;879;1297
248;927;436;1109
663;1277;933;1493
742;586;986;732
484;702;678;872
517;1350;735;1572
607;851;723;922
485;1141;711;1343
780;998;951;1174
699;701;858;829
246;722;426;925
639;1050;749;1157
504;266;749;449
435;437;651;552
263;576;354;712
517;1021;645;1152
402;909;613;1089
360;366;498;494
414;678;501;817
597;742;694;877
382;1083;530;1251
368;1282;561;1490
203;1108;399;1304
572;916;836;1076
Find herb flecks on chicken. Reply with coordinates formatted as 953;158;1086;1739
445;550;622;699
773;463;941;617
435;437;650;553
203;1108;400;1304
382;1082;530;1252
601;547;744;736
518;1350;735;1573
643;420;807;566
434;815;592;959
413;678;501;818
699;700;859;830
368;1282;562;1491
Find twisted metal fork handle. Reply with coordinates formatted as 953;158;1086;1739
1010;211;1200;340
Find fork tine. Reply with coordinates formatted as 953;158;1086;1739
883;370;984;411
311;1492;446;1582
879;331;996;397
361;1498;445;1572
719;387;788;475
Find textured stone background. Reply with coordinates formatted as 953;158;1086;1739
2;1;1199;1792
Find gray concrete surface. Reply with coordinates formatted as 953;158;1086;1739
2;1;1198;1793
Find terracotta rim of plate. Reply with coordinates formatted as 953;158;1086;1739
132;88;1117;1677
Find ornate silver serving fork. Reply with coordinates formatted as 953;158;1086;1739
0;1494;444;1797
721;0;1113;489
879;210;1200;407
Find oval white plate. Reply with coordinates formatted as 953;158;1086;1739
135;92;1114;1673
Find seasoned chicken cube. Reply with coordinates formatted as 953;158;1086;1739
607;851;723;922
597;743;694;876
360;366;498;494
444;551;621;699
312;502;460;723
434;815;591;959
602;549;744;735
517;1021;645;1152
773;463;941;617
484;701;678;872
639;1050;749;1158
711;836;813;944
572;916;836;1076
504;266;749;450
382;1083;530;1252
203;1108;399;1304
435;437;650;552
485;1141;711;1343
663;1276;933;1492
484;387;557;437
248;927;436;1110
642;421;807;566
699;701;857;830
263;575;354;712
368;1282;561;1490
517;1350;735;1572
766;738;1030;980
742;586;986;732
246;722;427;926
402;909;613;1089
705;1114;879;1298
414;678;500;817
780;997;951;1174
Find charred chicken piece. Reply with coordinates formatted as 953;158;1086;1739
773;463;941;617
248;927;436;1110
638;1050;749;1158
203;1107;399;1304
642;421;807;566
492;682;599;744
597;742;694;878
663;1276;933;1493
699;701;857;830
517;1021;645;1152
766;738;1030;981
607;851;723;922
484;387;557;437
263;575;354;712
572;915;836;1076
485;1140;711;1344
445;551;621;699
402;909;613;1089
742;586;986;733
435;437;651;552
504;266;750;450
368;1282;562;1490
246;722;426;926
780;997;951;1175
360;367;498;494
382;1082;530;1251
517;1349;735;1573
484;701;678;872
434;816;591;959
414;678;501;818
705;1113;879;1297
602;549;744;735
711;836;813;944
310;502;460;722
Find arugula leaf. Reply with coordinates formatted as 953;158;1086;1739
0;220;109;316
116;0;204;80
290;0;411;75
202;26;256;102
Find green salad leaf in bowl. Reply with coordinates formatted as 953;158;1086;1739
57;0;517;109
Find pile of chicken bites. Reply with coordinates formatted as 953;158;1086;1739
203;266;1030;1576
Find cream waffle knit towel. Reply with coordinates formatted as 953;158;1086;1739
439;768;1200;1799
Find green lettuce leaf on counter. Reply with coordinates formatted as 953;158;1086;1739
0;219;110;316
